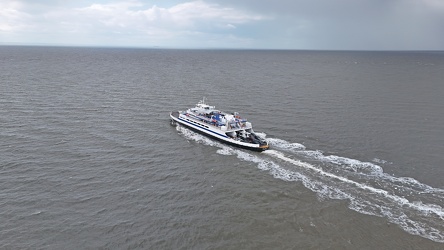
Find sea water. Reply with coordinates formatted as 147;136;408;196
1;47;443;249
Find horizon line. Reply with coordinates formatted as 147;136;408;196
1;43;443;52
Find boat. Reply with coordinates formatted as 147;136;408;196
170;98;269;151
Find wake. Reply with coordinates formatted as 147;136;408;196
176;125;444;243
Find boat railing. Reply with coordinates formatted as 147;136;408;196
184;111;251;130
185;113;222;127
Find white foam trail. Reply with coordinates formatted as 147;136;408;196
372;158;388;164
263;150;444;242
305;151;383;175
268;137;444;194
266;137;306;150
265;150;393;197
268;138;382;175
265;150;444;216
216;147;235;156
175;126;444;243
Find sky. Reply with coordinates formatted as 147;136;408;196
1;0;444;50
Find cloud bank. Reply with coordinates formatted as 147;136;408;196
1;0;443;50
1;0;267;48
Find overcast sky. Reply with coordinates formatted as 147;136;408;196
1;0;444;50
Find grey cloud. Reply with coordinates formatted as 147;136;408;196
207;0;444;50
4;0;444;49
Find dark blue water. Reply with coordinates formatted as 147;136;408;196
1;46;443;249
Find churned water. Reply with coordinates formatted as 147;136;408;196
1;46;443;249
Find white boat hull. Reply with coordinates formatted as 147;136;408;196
170;111;269;152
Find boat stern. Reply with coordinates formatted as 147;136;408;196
259;144;269;151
